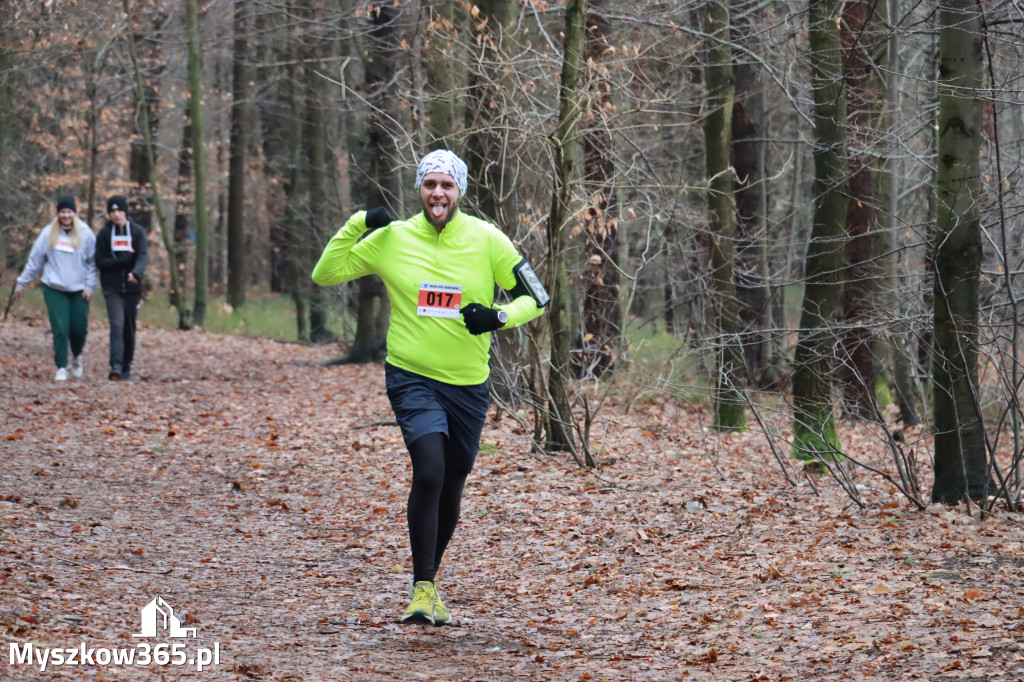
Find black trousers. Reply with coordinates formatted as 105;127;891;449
406;432;477;584
385;364;489;584
103;290;141;370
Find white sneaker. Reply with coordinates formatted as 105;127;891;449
54;367;69;381
70;355;83;379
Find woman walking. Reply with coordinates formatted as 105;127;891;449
15;196;99;381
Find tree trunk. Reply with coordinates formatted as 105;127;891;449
731;0;768;387
281;24;309;342
124;0;188;329
839;163;877;418
664;277;675;334
931;0;990;504
545;0;586;456
174;120;194;322
464;0;519;230
0;39;15;269
186;0;210;327
791;0;848;459
873;0;919;426
839;0;879;419
703;0;746;430
84;41;112;225
226;0;249;309
425;1;462;147
579;0;621;379
347;3;399;362
284;119;309;343
302;13;335;345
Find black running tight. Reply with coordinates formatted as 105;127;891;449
407;432;476;584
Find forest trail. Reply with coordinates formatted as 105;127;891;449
2;316;1022;680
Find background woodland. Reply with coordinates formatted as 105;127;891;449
2;0;1024;508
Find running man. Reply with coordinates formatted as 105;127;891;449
311;149;549;625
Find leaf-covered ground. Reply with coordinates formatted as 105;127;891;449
2;315;1023;681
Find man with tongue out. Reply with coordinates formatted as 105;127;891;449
313;149;549;626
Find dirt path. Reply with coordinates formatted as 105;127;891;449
2;316;1022;680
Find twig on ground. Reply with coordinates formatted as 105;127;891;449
41;549;173;575
351;420;398;430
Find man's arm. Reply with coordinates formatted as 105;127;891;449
493;232;548;329
131;223;149;281
93;226;120;271
495;285;544;329
311;211;384;286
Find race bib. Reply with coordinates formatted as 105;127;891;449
55;234;74;253
112;234;133;252
417;281;462;318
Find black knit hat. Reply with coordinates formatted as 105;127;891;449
56;196;76;213
107;195;128;213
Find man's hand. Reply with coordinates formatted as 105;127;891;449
365;207;393;230
461;303;506;335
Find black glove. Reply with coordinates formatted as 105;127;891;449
461;303;506;335
364;207;393;230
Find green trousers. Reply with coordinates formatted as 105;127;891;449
42;286;90;369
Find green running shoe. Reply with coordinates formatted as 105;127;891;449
402;581;437;625
432;582;452;626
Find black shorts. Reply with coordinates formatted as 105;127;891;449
384;363;490;453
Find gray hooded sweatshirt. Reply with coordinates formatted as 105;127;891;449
16;219;99;294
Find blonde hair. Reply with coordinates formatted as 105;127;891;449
45;217;84;250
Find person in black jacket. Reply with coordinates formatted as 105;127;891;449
95;195;149;381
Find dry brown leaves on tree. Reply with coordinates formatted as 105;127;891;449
1;315;1023;680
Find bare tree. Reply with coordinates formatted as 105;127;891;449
703;0;746;430
931;0;991;504
423;1;462;147
838;0;880;419
545;0;587;456
347;3;399;362
791;0;848;460
226;0;249;309
463;0;519;230
123;0;188;329
731;0;770;387
872;0;920;426
579;0;622;379
186;0;210;327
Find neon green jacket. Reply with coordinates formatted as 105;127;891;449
312;210;544;385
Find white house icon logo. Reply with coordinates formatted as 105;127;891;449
132;597;197;638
